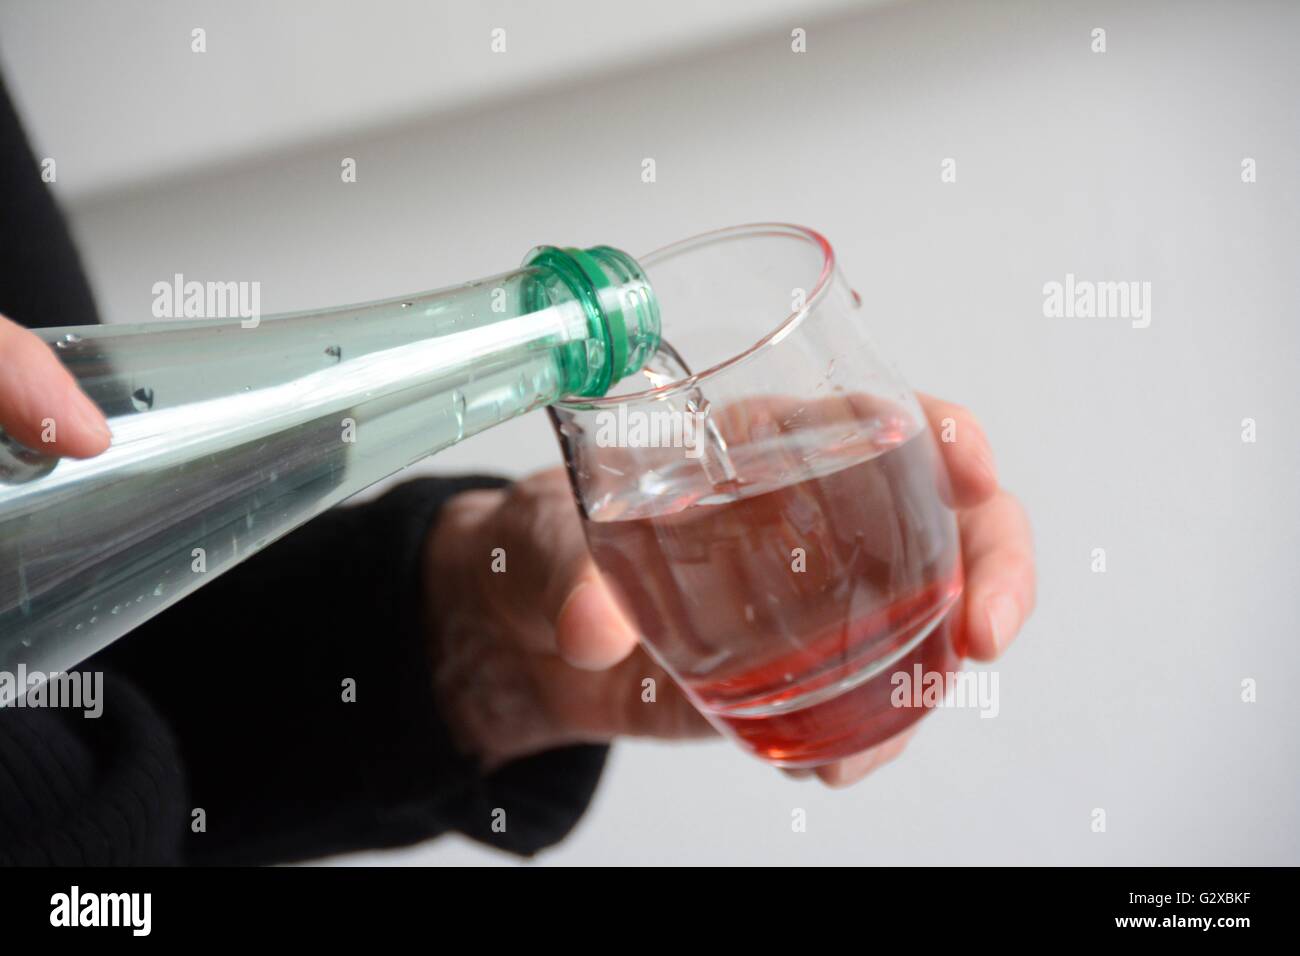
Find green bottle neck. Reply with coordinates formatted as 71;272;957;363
523;245;661;398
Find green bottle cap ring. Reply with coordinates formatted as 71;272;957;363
561;246;630;391
523;244;658;397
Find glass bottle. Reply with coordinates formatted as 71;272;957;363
0;244;659;684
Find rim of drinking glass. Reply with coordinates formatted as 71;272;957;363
557;222;836;409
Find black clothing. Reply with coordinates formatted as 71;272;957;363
0;76;605;865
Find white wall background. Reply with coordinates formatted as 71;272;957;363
3;0;1297;864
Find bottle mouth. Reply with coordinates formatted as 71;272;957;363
523;244;661;397
553;223;837;410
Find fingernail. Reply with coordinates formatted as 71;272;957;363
556;579;591;624
68;388;111;445
985;594;1020;655
557;580;631;670
818;748;880;788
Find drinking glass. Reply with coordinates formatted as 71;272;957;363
550;223;963;767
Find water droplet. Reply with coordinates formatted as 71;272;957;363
400;301;413;309
153;584;165;597
111;605;120;614
89;616;98;624
20;636;31;648
131;386;155;411
55;333;82;349
450;390;467;441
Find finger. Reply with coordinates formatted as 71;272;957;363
711;391;907;446
814;727;917;788
536;649;715;740
554;570;640;670
718;391;999;509
916;394;997;509
0;314;110;458
959;490;1036;661
501;470;640;670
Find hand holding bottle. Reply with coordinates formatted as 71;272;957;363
0;313;110;459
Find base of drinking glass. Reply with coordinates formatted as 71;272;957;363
704;607;964;770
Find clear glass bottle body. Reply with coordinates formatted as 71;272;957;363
0;246;658;684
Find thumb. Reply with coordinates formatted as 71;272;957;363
553;565;640;671
510;470;641;670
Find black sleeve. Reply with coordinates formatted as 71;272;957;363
0;74;101;329
90;476;608;865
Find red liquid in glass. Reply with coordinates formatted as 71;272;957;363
584;415;963;767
